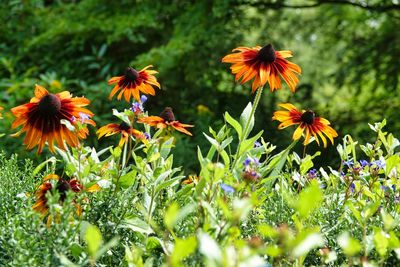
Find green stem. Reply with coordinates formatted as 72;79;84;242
231;87;263;171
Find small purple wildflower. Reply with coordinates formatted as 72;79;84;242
220;183;235;194
144;132;151;140
343;160;353;168
372;160;385;169
349;183;355;193
70;116;76;123
359;160;369;168
254;141;261;148
243;158;252;167
307;169;318;179
140;95;148;103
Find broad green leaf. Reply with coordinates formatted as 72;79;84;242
292;233;324;257
240;102;255;137
373;228;389;257
122;218;153;235
338;232;362;256
119;169;137;188
84;224;103;257
224;112;242;139
171;236;197;266
294;180;323;218
165;202;179;230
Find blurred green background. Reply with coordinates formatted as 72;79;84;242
0;0;399;171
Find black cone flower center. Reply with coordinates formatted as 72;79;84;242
257;44;276;63
37;94;61;116
159;107;175;122
125;67;139;82
56;179;71;201
119;121;131;131
301;111;315;125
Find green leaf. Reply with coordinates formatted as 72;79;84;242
84;224;103;257
373;228;389;257
240;102;254;135
294;180;323;218
164;202;179;230
171;236;197;265
224;112;242;139
338;232;362;256
238;131;264;156
32;157;57;176
119;169;137;188
122;218;153;235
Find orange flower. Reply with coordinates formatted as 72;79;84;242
272;103;338;147
108;66;160;102
138;107;193;136
0;106;3;119
32;174;100;216
11;85;95;153
97;122;145;147
222;44;301;92
182;175;200;185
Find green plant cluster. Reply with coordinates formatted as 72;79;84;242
1;99;400;266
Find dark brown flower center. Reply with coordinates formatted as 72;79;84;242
125;67;139;81
37;94;61;116
301;110;315;125
56;179;71;201
119;121;131;131
257;44;276;63
159;107;175;122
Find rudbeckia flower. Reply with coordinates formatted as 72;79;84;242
108;66;160;102
32;174;100;216
272;103;338;147
222;44;301;92
137;107;194;136
97;121;145;147
11;85;95;153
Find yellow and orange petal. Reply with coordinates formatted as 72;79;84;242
0;106;3;119
108;65;160;102
97;122;145;147
138;107;194;136
272;103;338;147
11;85;95;153
222;44;301;93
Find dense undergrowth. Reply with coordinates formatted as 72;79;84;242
1;111;400;266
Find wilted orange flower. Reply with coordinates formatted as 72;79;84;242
182;175;200;185
33;174;100;216
108;66;160;102
11;85;95;153
138;107;193;136
222;44;301;92
272;103;338;147
97;122;145;147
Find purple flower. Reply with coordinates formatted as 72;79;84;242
254;141;261;148
140;95;148;103
359;160;370;168
220;183;235;194
144;132;151;140
372;160;385;169
243;158;252;167
307;169;318;179
350;183;355;193
343;160;353;168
